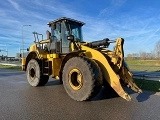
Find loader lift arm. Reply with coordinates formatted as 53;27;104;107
81;38;142;101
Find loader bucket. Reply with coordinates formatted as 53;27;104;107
81;45;142;101
119;63;142;94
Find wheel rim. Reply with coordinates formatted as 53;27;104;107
29;66;36;81
68;68;83;90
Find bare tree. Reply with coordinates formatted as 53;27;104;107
139;51;147;60
154;40;160;59
126;54;133;60
148;50;156;60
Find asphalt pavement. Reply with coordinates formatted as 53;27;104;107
0;68;160;120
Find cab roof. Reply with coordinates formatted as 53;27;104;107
47;17;85;26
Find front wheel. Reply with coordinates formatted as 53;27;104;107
26;59;49;86
62;57;102;101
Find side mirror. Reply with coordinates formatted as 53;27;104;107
67;35;74;42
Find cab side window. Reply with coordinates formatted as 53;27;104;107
54;23;61;41
51;23;61;41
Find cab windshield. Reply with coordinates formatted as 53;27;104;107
67;21;83;42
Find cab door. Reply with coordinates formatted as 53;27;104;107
61;21;70;53
49;22;61;54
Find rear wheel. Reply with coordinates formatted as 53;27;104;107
62;57;102;101
26;59;49;86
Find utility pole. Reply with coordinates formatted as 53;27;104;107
5;44;8;61
22;25;31;58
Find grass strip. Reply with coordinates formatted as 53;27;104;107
126;59;160;71
134;79;160;92
0;64;21;70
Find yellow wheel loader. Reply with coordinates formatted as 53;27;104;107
22;17;142;101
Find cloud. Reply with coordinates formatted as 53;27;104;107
99;0;127;17
7;0;20;11
0;44;7;47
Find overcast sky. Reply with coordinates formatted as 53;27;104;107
0;0;160;57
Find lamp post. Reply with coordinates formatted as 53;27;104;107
5;44;8;61
15;41;21;61
22;25;31;58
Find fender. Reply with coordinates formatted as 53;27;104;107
22;51;40;71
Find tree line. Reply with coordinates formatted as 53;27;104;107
126;40;160;60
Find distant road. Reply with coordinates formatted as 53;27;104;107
132;70;160;81
0;68;160;120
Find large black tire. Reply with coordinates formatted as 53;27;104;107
62;57;102;101
26;59;49;86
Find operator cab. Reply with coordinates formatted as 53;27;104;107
47;17;85;53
